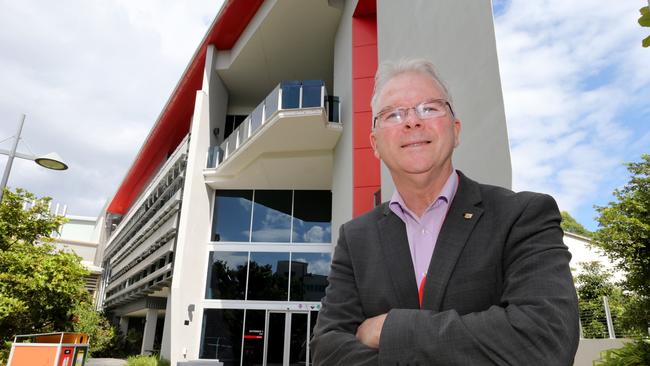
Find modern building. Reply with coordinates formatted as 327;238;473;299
563;231;623;282
96;0;510;365
54;214;104;303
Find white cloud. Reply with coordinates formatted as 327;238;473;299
494;0;650;221
0;1;222;216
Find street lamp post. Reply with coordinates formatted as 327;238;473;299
0;113;68;202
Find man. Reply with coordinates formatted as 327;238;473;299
311;59;579;365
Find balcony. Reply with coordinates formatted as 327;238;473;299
203;80;342;190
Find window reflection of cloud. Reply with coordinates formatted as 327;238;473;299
302;225;331;243
252;206;291;242
251;228;292;242
292;256;331;275
236;197;252;210
261;208;290;228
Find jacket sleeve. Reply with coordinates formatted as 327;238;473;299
310;225;379;366
378;193;580;365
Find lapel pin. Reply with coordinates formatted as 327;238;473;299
463;213;473;219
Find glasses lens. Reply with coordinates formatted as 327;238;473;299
417;101;446;119
379;109;404;126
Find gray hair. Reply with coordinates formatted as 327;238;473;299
370;58;453;117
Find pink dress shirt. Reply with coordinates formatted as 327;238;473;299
389;170;459;295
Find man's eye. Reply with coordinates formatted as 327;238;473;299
384;111;402;122
421;104;441;114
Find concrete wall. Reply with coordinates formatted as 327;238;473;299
376;0;511;198
166;44;230;365
330;0;356;244
574;339;630;366
207;45;229;147
59;216;97;242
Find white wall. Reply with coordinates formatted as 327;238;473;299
59;216;97;242
167;45;230;365
330;0;356;244
564;233;623;282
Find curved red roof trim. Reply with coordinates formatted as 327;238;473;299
107;0;264;215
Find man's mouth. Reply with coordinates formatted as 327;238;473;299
401;140;431;148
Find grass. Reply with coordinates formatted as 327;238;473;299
126;355;170;366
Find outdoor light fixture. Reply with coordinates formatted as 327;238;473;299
0;114;69;202
34;152;68;171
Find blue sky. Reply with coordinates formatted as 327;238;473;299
492;0;650;230
0;1;648;232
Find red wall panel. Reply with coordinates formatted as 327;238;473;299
352;0;379;217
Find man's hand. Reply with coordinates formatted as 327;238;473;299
355;313;387;349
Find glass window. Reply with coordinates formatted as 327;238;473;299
301;80;323;108
212;190;253;242
292;191;332;243
290;252;332;301
200;309;243;365
251;190;292;243
206;251;248;300
248;252;290;300
242;310;265;365
281;80;301;109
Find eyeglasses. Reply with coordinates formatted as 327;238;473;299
373;99;454;128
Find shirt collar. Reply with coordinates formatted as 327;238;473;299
389;169;459;219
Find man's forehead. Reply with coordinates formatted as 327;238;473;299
377;72;446;106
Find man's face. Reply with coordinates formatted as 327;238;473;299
370;71;461;181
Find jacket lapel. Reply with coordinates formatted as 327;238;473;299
377;205;420;309
421;172;484;310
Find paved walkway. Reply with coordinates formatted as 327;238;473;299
86;358;127;366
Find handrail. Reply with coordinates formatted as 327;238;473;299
206;80;340;169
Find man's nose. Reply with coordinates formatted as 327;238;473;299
403;108;421;129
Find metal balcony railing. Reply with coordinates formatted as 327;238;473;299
206;80;341;169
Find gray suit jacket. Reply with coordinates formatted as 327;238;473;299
311;172;579;365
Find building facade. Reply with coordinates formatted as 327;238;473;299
97;0;510;365
54;214;104;303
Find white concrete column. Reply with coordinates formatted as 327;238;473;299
160;296;172;361
141;309;159;355
119;316;129;337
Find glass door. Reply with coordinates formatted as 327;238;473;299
262;311;309;366
288;313;308;366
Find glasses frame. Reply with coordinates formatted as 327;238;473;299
372;99;455;129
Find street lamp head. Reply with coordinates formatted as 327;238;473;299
34;152;68;171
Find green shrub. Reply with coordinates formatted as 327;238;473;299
68;301;118;356
593;338;650;365
126;354;169;366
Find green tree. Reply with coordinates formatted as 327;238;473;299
0;188;121;364
574;261;627;338
68;300;118;356
640;5;650;48
594;154;650;335
560;211;593;237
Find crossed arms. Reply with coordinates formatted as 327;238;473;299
310;192;580;365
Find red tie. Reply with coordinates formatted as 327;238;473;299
418;276;426;308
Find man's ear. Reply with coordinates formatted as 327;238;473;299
453;119;461;148
370;132;380;158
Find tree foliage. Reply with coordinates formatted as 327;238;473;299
594;338;650;365
574;261;630;338
69;300;118;356
593;154;650;335
0;188;66;251
640;6;650;48
560;211;593;237
0;188;121;359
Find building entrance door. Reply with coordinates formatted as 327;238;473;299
263;311;309;366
